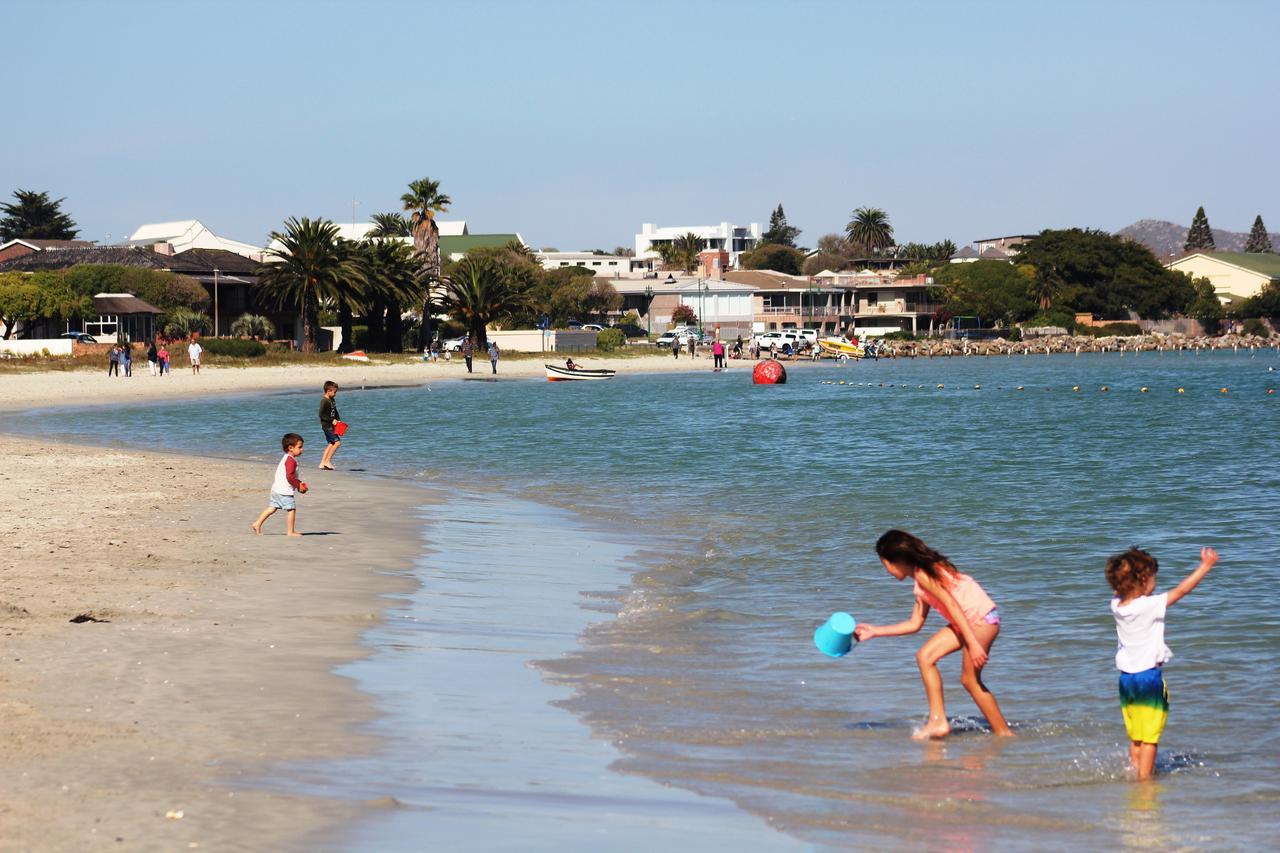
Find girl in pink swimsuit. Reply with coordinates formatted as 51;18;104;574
854;529;1014;739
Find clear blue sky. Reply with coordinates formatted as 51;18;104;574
6;0;1278;251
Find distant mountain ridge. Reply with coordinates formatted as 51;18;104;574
1117;219;1280;260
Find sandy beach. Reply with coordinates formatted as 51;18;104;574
0;351;793;412
0;432;430;850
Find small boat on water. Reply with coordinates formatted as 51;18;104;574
818;337;865;359
546;363;616;381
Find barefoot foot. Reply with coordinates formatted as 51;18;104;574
912;718;951;740
251;523;261;535
287;531;303;537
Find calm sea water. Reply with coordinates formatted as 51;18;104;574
18;349;1280;849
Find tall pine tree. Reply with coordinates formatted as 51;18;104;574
1244;214;1273;253
1184;205;1215;252
761;204;800;247
0;189;79;241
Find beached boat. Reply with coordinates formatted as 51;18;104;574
818;337;865;359
545;363;616;381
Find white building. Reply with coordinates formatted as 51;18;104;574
535;251;635;277
127;219;265;258
327;220;469;242
634;222;761;267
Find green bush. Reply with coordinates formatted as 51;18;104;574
229;314;275;339
349;325;370;349
201;338;267;357
1078;321;1142;337
1242;318;1272;338
879;330;918;341
1001;327;1023;342
595;328;625;351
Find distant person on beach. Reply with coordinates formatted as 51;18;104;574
318;380;341;470
251;433;306;537
107;344;120;377
488;340;500;374
430;338;440;362
769;342;778;360
188;338;202;374
854;529;1014;739
121;343;133;377
712;339;725;369
147;340;158;376
462;335;475;373
158;344;170;375
688;336;696;358
671;337;679;359
1105;545;1219;780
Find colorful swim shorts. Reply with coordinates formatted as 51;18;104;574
1118;666;1168;744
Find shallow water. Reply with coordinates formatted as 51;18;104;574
18;349;1280;848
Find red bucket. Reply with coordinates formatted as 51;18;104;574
333;420;349;437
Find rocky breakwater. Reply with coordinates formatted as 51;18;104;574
880;333;1278;358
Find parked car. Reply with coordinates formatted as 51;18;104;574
795;328;819;345
754;331;802;353
654;329;701;348
581;324;604;332
440;335;468;352
610;322;647;339
566;319;584;329
60;332;97;344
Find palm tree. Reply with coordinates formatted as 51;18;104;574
356;238;425;351
674;231;704;274
258;217;366;353
229;313;275;339
368;211;410;239
401;177;452;347
443;254;529;348
845;207;894;253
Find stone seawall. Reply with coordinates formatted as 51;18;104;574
879;333;1278;358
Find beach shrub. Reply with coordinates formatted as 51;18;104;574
595;328;625;351
671;304;698;326
201;337;267;358
1078;321;1142;337
229;313;276;339
879;331;918;341
162;308;210;339
1242;318;1271;338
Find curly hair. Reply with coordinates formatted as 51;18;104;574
281;432;304;452
875;529;958;582
1105;547;1159;599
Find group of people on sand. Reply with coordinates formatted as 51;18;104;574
252;380;344;537
858;529;1218;780
106;338;204;377
423;335;501;374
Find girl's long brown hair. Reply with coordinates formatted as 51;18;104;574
875;529;958;582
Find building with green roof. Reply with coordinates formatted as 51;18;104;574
1166;251;1280;301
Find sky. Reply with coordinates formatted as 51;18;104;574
5;0;1279;252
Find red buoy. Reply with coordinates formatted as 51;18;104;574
753;359;787;385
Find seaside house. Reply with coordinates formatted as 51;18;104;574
614;275;756;338
128;219;265;259
721;269;846;336
818;270;940;335
634;221;761;269
535;251;633;278
1165;252;1280;302
0;238;95;264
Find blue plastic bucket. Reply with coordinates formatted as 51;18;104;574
814;611;857;658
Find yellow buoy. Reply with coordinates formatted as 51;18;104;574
1177;388;1185;394
1220;387;1228;393
937;383;944;389
974;384;981;389
838;380;845;385
1072;385;1080;392
1100;386;1109;392
1140;387;1149;393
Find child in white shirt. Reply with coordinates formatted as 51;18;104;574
1105;545;1219;780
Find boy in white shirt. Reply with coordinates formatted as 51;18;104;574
251;433;307;537
1105;545;1219;780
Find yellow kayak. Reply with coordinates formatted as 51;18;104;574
818;337;865;358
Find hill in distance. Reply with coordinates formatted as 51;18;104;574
1118;219;1280;260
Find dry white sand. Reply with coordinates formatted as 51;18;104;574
0;351;812;412
0;433;431;850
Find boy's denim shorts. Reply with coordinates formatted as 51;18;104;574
323;427;340;445
270;492;297;511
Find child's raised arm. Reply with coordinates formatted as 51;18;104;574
1166;547;1219;607
855;598;928;641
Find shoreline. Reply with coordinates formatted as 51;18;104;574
0;432;432;850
